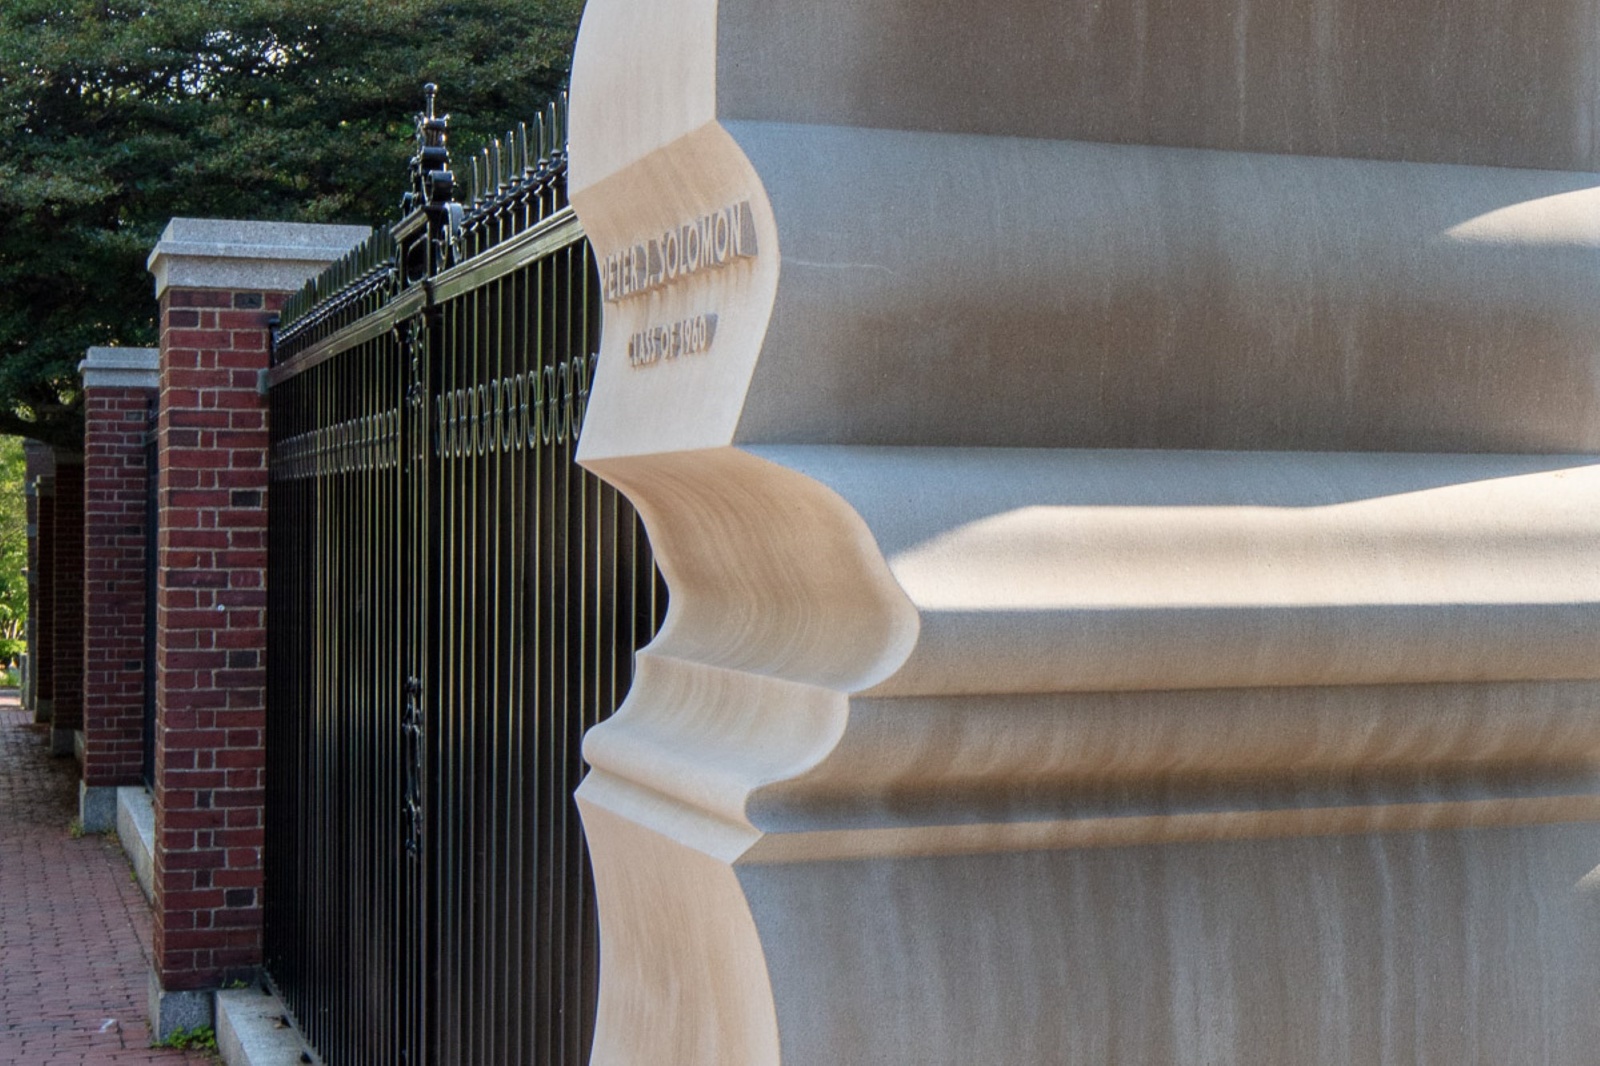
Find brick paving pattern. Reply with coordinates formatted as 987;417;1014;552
0;697;213;1064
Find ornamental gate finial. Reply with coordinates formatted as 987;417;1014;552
403;82;455;215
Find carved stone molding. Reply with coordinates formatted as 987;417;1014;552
569;2;1600;1062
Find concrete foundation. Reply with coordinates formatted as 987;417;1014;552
216;985;319;1066
78;782;117;833
117;786;155;903
148;972;213;1042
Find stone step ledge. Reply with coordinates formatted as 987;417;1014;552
115;785;154;903
217;986;320;1066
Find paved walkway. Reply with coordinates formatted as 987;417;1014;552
0;696;213;1064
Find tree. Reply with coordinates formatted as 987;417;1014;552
0;0;583;449
0;436;26;663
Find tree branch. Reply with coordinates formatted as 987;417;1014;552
0;410;83;452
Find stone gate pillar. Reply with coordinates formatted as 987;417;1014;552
567;2;1600;1063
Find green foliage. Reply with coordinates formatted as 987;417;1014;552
0;0;583;447
152;1024;218;1051
0;436;26;660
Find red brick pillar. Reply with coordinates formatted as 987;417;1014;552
144;218;367;1034
49;455;85;757
78;347;161;829
34;483;53;724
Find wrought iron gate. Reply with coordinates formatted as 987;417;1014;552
265;89;664;1066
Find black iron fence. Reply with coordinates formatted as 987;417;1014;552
265;87;665;1066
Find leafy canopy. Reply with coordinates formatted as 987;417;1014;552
0;0;582;448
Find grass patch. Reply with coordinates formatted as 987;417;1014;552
152;1024;218;1051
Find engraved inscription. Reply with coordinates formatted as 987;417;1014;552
602;202;757;303
628;314;718;368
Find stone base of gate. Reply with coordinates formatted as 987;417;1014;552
215;985;320;1066
117;785;155;903
148;972;213;1042
582;788;1600;1065
78;781;117;833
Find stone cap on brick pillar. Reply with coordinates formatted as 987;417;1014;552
146;217;371;298
78;347;160;391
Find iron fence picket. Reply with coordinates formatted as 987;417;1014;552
266;90;660;1066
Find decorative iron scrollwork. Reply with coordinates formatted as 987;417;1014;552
431;352;595;459
396;314;430;468
401;675;425;860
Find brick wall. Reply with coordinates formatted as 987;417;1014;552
151;287;277;990
34;476;55;713
82;386;156;786
50;458;85;749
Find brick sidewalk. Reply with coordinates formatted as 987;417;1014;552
0;697;213;1064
